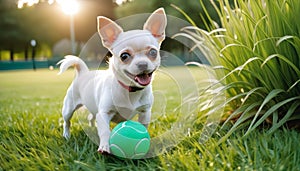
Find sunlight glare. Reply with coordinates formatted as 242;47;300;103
60;0;79;15
17;0;82;16
48;0;55;5
17;0;39;8
115;0;124;5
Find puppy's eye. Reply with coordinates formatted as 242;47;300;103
148;48;157;58
120;52;131;62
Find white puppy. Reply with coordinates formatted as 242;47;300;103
57;8;167;153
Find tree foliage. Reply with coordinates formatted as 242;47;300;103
0;0;28;51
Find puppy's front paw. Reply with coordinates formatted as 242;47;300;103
98;144;110;154
63;129;71;139
63;121;71;139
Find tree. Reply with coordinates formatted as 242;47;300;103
0;0;116;60
0;0;31;61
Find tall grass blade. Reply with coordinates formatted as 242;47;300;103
268;101;300;134
247;96;300;134
276;35;294;46
171;4;197;26
246;89;285;133
261;54;300;75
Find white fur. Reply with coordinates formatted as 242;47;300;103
58;8;167;153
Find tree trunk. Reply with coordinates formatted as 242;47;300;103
10;48;14;61
25;45;28;61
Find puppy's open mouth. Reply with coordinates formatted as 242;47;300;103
125;70;154;86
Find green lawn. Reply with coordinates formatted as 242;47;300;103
0;69;300;170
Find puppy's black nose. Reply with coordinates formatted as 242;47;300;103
137;62;148;71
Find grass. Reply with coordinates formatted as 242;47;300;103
1;69;300;170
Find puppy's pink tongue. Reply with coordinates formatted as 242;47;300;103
135;74;151;86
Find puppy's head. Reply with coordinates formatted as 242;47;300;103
97;8;167;88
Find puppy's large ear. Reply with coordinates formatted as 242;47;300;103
143;8;167;44
97;16;123;48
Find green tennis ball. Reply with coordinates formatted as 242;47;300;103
109;120;150;159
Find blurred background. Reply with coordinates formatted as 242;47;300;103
0;0;218;70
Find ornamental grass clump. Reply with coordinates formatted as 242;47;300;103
178;0;300;138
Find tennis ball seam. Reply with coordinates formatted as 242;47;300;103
110;144;126;158
134;138;150;152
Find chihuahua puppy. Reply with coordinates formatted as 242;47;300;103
57;8;167;153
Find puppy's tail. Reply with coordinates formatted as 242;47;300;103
57;55;89;75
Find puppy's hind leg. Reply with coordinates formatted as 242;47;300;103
62;86;82;139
